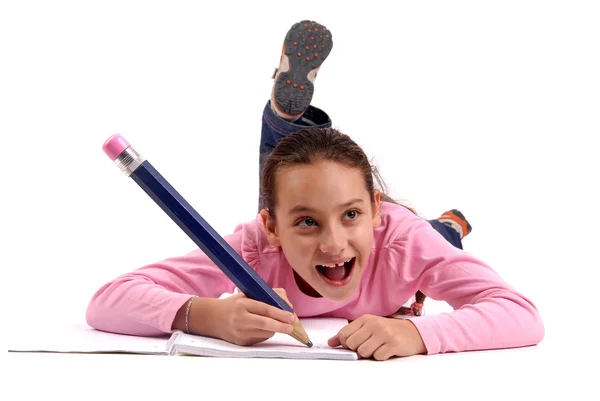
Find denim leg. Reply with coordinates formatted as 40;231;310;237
258;100;332;211
429;220;463;249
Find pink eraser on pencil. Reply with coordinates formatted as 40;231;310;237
102;134;130;160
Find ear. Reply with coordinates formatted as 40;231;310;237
259;208;281;247
371;190;382;228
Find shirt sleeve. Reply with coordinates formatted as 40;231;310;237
85;221;259;337
388;215;545;355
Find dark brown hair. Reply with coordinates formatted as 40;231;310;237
260;127;409;217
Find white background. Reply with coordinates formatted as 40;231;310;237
2;0;599;394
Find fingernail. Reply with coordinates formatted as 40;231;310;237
287;325;294;334
289;314;296;323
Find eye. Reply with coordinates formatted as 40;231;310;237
297;218;317;227
343;210;360;220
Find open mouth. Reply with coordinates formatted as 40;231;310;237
315;257;356;287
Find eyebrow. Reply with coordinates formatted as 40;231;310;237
288;198;365;215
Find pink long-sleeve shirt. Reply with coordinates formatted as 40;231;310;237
86;202;544;354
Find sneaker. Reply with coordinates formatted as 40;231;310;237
271;20;333;121
438;209;473;239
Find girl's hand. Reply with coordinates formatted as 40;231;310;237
214;288;297;346
327;314;427;360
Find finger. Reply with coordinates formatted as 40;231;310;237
327;335;341;348
245;329;276;340
372;343;396;361
244;337;270;346
243;312;294;335
244;299;296;324
273;288;293;309
344;327;372;351
233;330;275;346
356;336;382;359
332;319;364;349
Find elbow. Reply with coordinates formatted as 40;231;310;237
85;283;111;331
527;306;545;345
84;276;171;337
85;303;101;331
84;278;134;334
509;293;545;347
488;290;546;348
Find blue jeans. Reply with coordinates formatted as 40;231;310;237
257;100;463;250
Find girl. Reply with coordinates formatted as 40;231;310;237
86;20;544;360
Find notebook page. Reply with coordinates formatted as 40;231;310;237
293;317;350;348
8;323;170;355
171;317;358;360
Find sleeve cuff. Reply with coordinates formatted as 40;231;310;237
159;293;197;333
405;315;442;355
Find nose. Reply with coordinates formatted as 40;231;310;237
319;224;347;255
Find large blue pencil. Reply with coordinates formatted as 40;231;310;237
102;134;312;347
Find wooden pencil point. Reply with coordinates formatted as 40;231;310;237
291;316;312;347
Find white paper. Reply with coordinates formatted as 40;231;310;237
8;323;169;355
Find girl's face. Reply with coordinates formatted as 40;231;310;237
261;160;382;301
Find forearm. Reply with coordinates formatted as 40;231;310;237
409;290;545;354
387;210;545;355
86;277;194;336
171;297;223;338
86;251;239;336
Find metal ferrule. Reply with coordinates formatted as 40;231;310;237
114;146;145;176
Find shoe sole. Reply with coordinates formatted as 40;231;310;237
273;20;333;116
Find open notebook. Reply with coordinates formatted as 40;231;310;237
8;317;358;361
167;317;357;360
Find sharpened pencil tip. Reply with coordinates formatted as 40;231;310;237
307;341;313;348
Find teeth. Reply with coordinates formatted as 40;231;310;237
324;263;343;268
321;258;352;268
